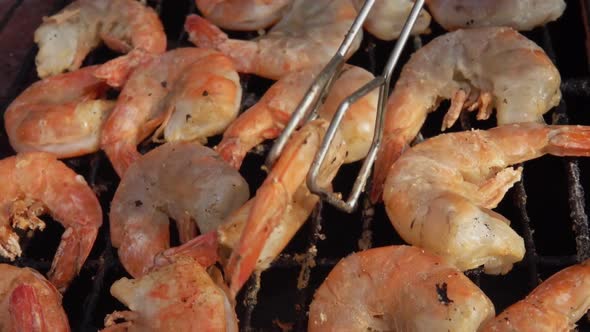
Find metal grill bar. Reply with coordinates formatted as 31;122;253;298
561;78;590;96
294;201;324;331
539;26;590;262
240;271;261;332
80;233;115;330
513;179;540;288
0;0;23;32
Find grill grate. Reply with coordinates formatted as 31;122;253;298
0;0;590;331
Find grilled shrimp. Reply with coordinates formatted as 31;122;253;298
308;246;495;331
159;123;352;298
34;0;165;78
0;153;102;291
481;259;590;331
110;142;249;277
185;0;361;80
216;64;377;169
352;0;431;40
427;0;566;31
0;264;70;332
159;180;321;280
371;27;561;201
195;0;292;31
4;66;114;158
226;119;347;296
383;123;590;274
100;48;242;177
102;257;237;332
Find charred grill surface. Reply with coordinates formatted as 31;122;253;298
1;0;590;331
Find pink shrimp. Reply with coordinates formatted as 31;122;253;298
34;0;166;78
383;123;590;275
157;180;320;275
185;0;361;80
371;27;561;202
427;0;566;31
481;259;590;331
308;246;495;331
102;257;237;332
100;48;242;177
225;119;347;297
195;0;292;31
151;125;342;297
0;264;70;332
352;0;432;40
110;142;249;277
216;64;377;169
0;152;102;292
4;66;114;159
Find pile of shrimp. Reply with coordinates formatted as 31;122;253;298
4;0;590;331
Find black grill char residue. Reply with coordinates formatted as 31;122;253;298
436;282;454;306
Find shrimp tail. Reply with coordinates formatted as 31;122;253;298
95;49;154;88
547;125;590;157
9;284;47;331
216;126;282;170
185;14;228;49
215;138;247;169
226;180;289;297
370;134;408;203
153;231;219;270
48;226;98;292
103;142;141;177
184;14;257;74
215;96;289;169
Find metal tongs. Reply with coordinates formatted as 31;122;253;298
266;0;426;213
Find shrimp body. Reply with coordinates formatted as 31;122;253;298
427;0;566;31
185;0;361;80
383;124;590;274
371;27;561;201
308;246;495;331
34;0;166;78
5;66;114;158
0;264;70;332
100;48;242;177
352;0;431;40
102;257;237;332
155;183;320;285
216;64;377;169
196;0;292;31
225;119;347;296
481;259;590;331
110;142;249;277
0;153;102;291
